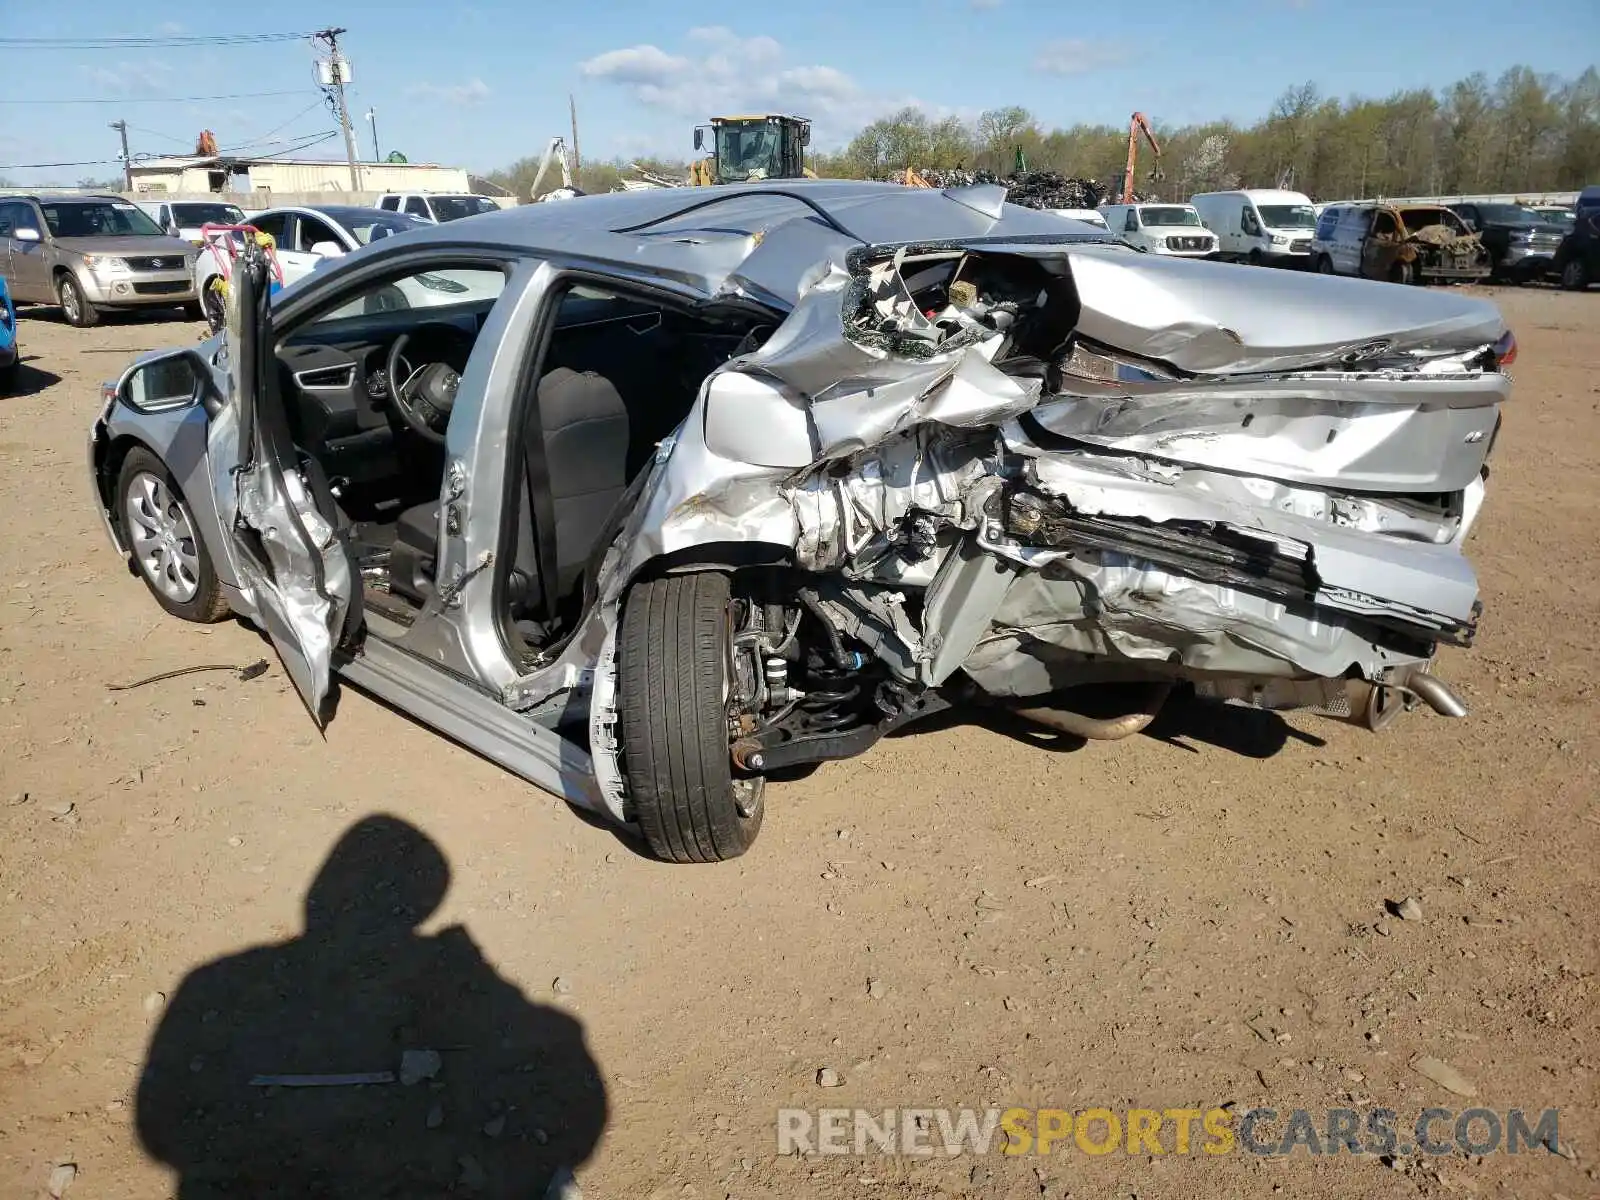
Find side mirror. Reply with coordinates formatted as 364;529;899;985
14;227;41;242
309;240;345;259
693;128;704;151
799;123;811;147
118;349;216;416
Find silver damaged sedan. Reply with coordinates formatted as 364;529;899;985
87;182;1510;862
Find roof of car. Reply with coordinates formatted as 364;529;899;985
320;180;1112;310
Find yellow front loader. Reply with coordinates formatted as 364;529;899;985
689;115;816;185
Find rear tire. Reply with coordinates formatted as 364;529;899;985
57;274;99;328
1561;258;1591;291
617;572;764;863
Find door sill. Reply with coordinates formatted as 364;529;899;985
336;633;610;820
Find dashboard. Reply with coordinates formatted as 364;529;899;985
274;299;493;499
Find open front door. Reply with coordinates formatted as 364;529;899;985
221;245;359;723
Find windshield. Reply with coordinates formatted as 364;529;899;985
171;202;246;227
1398;208;1466;235
1476;204;1538;226
42;200;164;238
1139;206;1201;227
1533;208;1575;229
343;211;430;245
715;122;780;183
1257;204;1317;229
428;195;499;222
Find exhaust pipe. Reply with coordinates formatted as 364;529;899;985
1404;672;1468;719
1013;683;1173;741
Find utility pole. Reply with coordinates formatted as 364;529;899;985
365;108;379;162
110;119;132;192
568;93;581;180
314;27;362;191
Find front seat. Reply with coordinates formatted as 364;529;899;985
520;366;631;609
389;367;630;616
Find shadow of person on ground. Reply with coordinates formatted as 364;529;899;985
135;814;607;1198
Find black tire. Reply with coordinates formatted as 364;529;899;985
115;446;230;623
1560;258;1590;291
1316;255;1335;275
617;572;764;863
202;279;227;333
1246;248;1264;267
57;273;99;328
0;360;16;395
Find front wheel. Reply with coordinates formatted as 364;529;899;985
57;274;99;328
116;447;230;623
617;573;764;863
1316;255;1336;275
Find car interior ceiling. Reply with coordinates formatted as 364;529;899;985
273;286;774;647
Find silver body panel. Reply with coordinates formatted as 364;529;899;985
85;181;1508;828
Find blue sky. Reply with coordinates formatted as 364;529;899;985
2;0;1596;185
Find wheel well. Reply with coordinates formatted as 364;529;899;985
638;541;794;582
94;434;150;538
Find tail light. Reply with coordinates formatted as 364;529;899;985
1491;330;1517;367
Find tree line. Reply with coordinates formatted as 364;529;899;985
491;65;1598;202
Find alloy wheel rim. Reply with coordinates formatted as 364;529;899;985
125;471;201;603
61;282;79;322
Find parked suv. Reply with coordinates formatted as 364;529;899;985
1451;202;1567;282
1310;202;1489;284
0;195;199;326
374;193;500;223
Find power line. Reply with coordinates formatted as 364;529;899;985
0;32;316;49
0;90;305;106
219;99;326;153
1;130;338;172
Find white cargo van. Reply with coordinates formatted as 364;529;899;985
1191;189;1318;266
1100;202;1218;257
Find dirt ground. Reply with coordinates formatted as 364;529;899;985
0;286;1595;1200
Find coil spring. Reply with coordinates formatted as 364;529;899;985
800;666;860;731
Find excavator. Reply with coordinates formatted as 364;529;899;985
1120;112;1163;203
688;115;815;185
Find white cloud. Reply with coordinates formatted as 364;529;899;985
80;60;175;95
578;29;927;149
579;45;689;87
1030;38;1126;75
158;20;184;34
970;0;1004;9
408;78;491;106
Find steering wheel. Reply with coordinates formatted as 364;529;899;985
386;327;464;445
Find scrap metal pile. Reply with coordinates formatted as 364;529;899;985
884;168;1149;210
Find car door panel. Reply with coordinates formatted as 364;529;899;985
211;249;359;722
6;203;51;301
